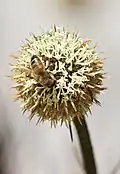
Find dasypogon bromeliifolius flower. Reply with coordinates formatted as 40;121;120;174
10;26;106;127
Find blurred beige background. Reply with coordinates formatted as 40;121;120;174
0;0;120;173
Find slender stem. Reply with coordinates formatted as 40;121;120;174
73;117;97;174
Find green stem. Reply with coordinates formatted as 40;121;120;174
73;117;97;174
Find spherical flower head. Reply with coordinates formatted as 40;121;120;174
10;26;106;126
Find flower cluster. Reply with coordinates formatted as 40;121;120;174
10;26;106;126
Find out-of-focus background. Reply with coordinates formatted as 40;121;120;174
0;0;120;173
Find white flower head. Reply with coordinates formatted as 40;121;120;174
10;26;106;126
